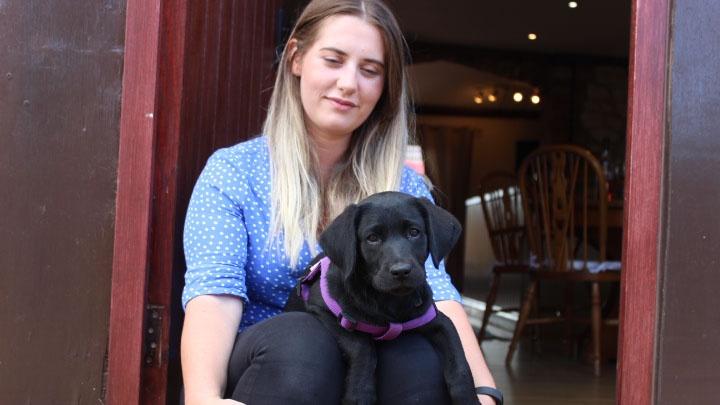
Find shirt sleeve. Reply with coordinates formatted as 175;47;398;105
400;168;463;303
182;150;250;309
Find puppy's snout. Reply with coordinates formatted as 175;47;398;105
389;263;412;279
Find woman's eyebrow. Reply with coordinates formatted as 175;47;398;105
319;47;385;67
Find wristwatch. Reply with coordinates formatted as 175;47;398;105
475;386;503;405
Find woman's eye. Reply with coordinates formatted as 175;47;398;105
361;68;380;76
408;228;420;238
366;234;380;243
323;57;341;65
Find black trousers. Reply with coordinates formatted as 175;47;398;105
223;311;450;404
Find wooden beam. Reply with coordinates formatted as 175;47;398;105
617;0;670;403
107;0;161;403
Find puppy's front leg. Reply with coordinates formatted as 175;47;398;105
318;315;377;405
419;312;478;405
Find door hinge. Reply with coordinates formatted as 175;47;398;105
143;304;164;368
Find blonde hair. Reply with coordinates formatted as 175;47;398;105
264;0;414;267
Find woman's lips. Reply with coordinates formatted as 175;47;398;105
326;97;357;109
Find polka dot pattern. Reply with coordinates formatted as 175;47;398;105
182;136;461;330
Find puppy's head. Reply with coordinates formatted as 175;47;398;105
319;191;461;296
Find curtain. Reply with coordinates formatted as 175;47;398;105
417;125;476;292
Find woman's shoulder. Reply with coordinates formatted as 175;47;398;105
400;166;434;200
197;135;269;190
207;135;269;171
216;135;268;162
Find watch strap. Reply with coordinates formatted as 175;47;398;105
475;386;503;405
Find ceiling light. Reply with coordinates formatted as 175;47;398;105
513;92;523;102
528;33;537;41
487;93;497;103
473;95;483;104
568;1;578;8
531;88;541;104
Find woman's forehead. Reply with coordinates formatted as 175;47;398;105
312;15;385;62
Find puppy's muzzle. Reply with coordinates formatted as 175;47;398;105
389;263;413;279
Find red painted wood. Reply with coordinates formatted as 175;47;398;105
136;1;280;402
617;0;670;403
107;0;161;404
140;2;189;404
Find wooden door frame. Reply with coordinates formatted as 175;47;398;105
106;0;671;403
616;0;670;403
106;0;160;401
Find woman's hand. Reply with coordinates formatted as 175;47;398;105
478;394;495;404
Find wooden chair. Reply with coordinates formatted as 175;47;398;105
476;171;530;342
506;145;621;376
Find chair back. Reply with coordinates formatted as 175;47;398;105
518;145;609;272
477;171;525;265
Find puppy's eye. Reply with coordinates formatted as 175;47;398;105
366;234;380;244
408;228;421;238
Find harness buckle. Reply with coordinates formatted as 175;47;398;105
339;312;357;331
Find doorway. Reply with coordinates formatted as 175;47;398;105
107;0;667;403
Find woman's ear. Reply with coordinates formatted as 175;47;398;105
287;39;302;77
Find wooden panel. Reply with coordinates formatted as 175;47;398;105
0;1;126;403
655;0;720;403
143;1;281;403
141;2;190;404
106;0;161;403
616;0;670;403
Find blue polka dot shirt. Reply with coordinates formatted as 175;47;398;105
182;136;461;330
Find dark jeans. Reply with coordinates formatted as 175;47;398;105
224;311;450;404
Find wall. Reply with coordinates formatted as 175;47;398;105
417;115;541;190
0;0;126;402
416;115;541;291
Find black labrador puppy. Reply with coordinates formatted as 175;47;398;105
288;191;477;404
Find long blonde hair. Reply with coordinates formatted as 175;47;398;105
264;0;414;267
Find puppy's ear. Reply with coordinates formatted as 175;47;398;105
319;203;359;274
416;198;462;268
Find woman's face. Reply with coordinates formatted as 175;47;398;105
291;15;386;142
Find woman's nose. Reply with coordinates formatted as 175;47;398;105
336;65;358;94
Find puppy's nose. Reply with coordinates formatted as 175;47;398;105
390;263;412;279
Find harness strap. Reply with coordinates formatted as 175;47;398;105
300;257;437;341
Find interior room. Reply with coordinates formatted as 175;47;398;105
351;0;630;403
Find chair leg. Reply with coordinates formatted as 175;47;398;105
531;279;541;343
563;281;575;357
506;278;538;365
591;281;602;376
478;271;501;342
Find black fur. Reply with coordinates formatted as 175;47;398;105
289;191;477;404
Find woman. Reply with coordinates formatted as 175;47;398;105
181;1;499;404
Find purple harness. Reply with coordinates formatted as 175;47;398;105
300;256;437;341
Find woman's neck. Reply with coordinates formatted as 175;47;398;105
309;132;352;184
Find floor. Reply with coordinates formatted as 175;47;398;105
462;271;616;405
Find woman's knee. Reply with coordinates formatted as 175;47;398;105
227;312;345;404
245;312;341;361
376;333;449;404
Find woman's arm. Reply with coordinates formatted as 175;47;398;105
181;295;244;405
436;300;498;405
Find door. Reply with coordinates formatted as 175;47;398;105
107;0;676;403
106;1;280;404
